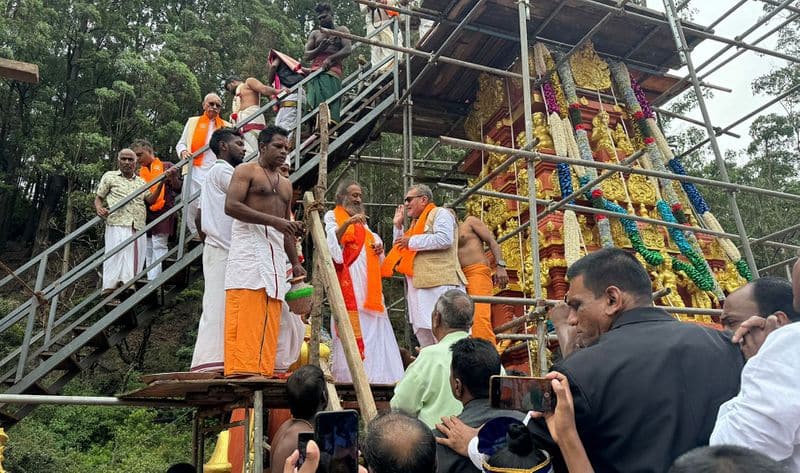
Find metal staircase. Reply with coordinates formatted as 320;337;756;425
0;20;403;428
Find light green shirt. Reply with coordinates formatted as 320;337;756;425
390;331;467;428
96;170;148;230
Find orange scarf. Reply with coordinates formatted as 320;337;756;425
190;112;224;167
334;206;385;312
138;157;166;212
381;203;436;278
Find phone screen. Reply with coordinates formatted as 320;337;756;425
297;431;315;467
314;410;359;473
490;375;556;413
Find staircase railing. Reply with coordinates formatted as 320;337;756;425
0;17;402;389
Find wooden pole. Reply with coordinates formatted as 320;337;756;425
304;190;378;421
309;103;330;367
320;358;343;411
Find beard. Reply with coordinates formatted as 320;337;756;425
345;201;365;216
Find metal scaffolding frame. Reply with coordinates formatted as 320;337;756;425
343;0;800;373
3;0;800;422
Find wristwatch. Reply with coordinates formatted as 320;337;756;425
496;259;507;267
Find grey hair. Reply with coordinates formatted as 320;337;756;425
435;289;473;330
335;179;361;205
409;184;433;202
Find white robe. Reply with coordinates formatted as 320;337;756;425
191;244;228;372
324;211;404;384
102;225;147;291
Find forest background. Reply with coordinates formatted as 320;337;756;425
1;0;799;471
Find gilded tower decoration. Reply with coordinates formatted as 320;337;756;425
569;42;612;91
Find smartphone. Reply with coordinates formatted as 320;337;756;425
314;410;359;473
297;431;315;467
490;375;556;413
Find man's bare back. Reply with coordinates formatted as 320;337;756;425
458;216;489;267
457;215;508;287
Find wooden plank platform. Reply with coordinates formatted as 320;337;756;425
382;0;708;138
0;58;40;84
118;372;395;411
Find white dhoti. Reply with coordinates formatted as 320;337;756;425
366;20;402;73
102;225;147;291
234;104;266;157
406;277;464;347
191;243;228;373
419;19;434;41
331;309;404;384
275;91;304;138
275;302;305;373
145;233;169;280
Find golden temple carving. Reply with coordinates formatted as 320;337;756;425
652;263;685;308
610;218;633;248
628;174;657;205
614;123;635;157
716;261;746;294
600;173;627;203
569;42;612;91
533;112;554;151
590;110;615;156
577;214;596;247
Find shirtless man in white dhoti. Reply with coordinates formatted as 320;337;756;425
190;128;246;373
224;76;283;157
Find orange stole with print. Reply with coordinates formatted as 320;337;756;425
138;157;166;212
381;203;436;277
190;112;225;167
333;205;386;358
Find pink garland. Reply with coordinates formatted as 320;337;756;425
542;81;560;115
630;74;655;119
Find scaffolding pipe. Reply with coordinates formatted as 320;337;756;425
664;0;760;278
538;149;645;218
675;82;800;160
749;222;800;248
448;146;529;208
437;183;800;253
0;394;189;407
698;13;800;84
576;0;800;65
439;137;800;203
760;255;798;273
656;0;796;103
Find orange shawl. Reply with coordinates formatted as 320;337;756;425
190;112;224;167
381;203;436;278
138;157;166;212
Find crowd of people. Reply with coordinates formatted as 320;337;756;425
90;2;799;472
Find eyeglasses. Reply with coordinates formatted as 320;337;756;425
206;102;222;109
404;195;423;204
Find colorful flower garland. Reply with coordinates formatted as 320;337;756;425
656;201;716;291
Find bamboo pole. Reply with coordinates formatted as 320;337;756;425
309;104;331;367
303;191;377;421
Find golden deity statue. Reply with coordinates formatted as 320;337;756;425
613;123;635;156
533;112;554;151
590;110;615;156
0;428;8;473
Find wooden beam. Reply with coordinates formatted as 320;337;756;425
0;58;40;84
303;191;378;422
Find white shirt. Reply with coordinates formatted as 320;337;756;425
199;160;234;250
710;322;800;472
175;117;220;186
392;207;456;251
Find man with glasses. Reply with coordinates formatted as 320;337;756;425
175;93;231;236
382;184;466;348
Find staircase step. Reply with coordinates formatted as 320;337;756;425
39;351;81;371
72;326;111;349
22;381;52;396
114;310;139;328
0;410;20;428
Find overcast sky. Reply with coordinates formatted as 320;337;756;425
648;1;791;158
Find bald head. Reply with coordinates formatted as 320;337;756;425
364;413;436;473
117;148;137;177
